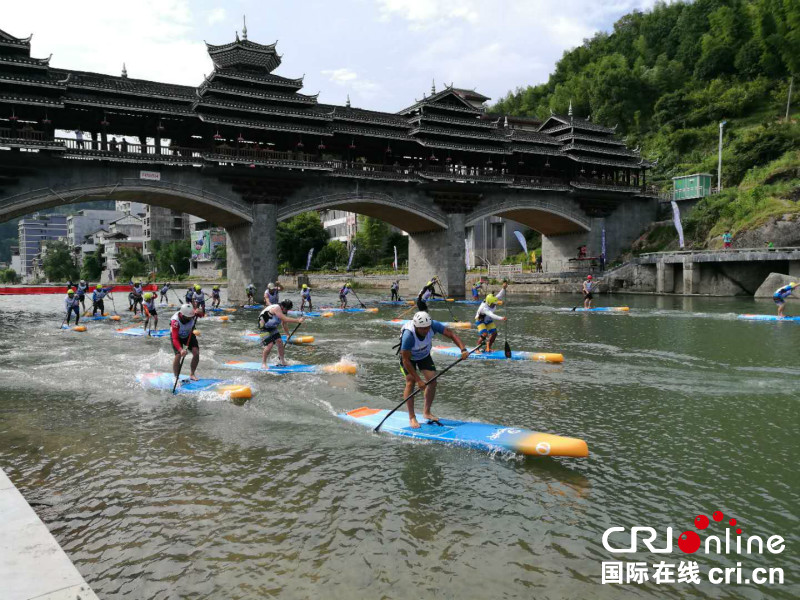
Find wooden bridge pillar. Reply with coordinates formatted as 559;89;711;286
408;213;466;299
226;202;277;304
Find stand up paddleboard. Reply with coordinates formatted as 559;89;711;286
288;310;323;317
566;307;629;312
433;345;564;363
379;300;410;305
208;307;237;313
382;319;472;329
116;327;170;337
737;314;800;322
82;314;121;321
241;332;315;345
199;315;230;322
339;407;588;458
137;372;251;402
322;307;379;314
242;304;263;310
224;360;356;375
61;324;87;332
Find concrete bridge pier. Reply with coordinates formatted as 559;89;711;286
656;262;675;294
226;203;277;304
408;213;466;299
683;261;701;294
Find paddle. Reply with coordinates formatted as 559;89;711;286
374;340;485;432
285;321;303;344
350;287;367;308
503;297;512;359
436;280;459;322
109;290;118;316
172;316;197;393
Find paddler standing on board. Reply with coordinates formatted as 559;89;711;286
582;275;594;310
416;276;440;311
471;281;483;300
474;294;507;353
264;282;281;306
300;283;313;312
160;282;171;305
192;284;206;316
76;279;89;312
142;292;158;333
92;284;111;316
171;304;199;381
391;280;400;302
400;311;467;428
245;283;256;305
339;282;352;309
258;300;304;368
64;289;81;326
773;282;798;318
129;280;144;315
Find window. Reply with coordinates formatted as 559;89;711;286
492;223;504;239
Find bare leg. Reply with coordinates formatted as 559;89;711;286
172;353;182;378
261;341;275;368
421;369;438;422
778;302;785;318
487;331;498;352
276;339;287;366
404;374;420;428
189;346;199;380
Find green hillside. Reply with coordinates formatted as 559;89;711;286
493;0;799;248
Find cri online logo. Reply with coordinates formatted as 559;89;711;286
603;510;785;555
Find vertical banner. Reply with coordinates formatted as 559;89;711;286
513;230;528;255
192;231;211;260
671;201;685;249
393;246;398;271
601;226;607;259
346;245;357;270
465;238;471;270
306;247;315;270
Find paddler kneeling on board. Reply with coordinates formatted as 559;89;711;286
142;292;158;333
258;300;304;368
774;281;798;318
474;294;506;353
171;304;199;381
400;311;467;428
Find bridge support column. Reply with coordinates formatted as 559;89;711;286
226;203;277;304
683;261;700;294
656;262;674;294
408;213;466;299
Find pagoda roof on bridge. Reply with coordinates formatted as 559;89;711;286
539;114;616;135
205;36;281;72
0;29;32;50
398;86;486;116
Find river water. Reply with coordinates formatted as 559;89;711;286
0;291;797;599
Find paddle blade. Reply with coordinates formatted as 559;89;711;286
504;341;512;359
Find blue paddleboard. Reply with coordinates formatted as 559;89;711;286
83;315;121;321
379;301;409;305
432;345;564;363
455;300;482;305
208;307;236;313
242;304;263;310
116;326;170;337
737;314;800;322
382;319;472;329
287;310;323;317
322;307;379;313
224;361;356;375
241;332;315;345
136;372;251;401
566;306;629;312
338;408;588;458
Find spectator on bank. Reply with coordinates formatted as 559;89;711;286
536;254;543;273
74;129;84;149
109;137;118;152
121;138;128;153
765;241;775;249
722;230;733;249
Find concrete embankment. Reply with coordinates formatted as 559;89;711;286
0;468;98;600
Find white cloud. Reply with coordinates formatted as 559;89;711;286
207;8;226;25
376;0;480;29
322;68;359;84
321;68;382;102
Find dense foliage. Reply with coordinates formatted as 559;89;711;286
117;247;148;281
150;239;191;277
493;0;799;186
80;244;104;281
277;212;329;270
42;240;79;282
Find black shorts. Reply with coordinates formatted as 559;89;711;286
585;293;594;300
146;309;157;317
173;334;198;355
400;354;436;376
261;330;281;346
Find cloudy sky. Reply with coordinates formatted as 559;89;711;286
6;0;660;113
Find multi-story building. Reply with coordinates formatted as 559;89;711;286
466;218;533;267
66;209;122;246
115;201;147;219
320;210;358;243
143;206;189;256
17;213;67;279
9;246;22;274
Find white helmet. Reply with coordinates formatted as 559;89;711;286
267;282;275;290
179;303;195;318
412;311;432;328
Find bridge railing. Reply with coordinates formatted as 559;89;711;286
0;127;49;141
56;137;202;161
513;174;570;189
488;264;523;277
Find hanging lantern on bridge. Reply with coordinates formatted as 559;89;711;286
9;108;18;122
296;139;304;150
100;112;110;127
41;112;51;126
213;130;223;140
429;152;437;161
486;157;493;166
385;144;392;155
156;120;165;132
238;132;245;142
318;139;326;151
348;138;356;150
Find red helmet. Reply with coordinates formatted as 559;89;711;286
587;275;593;280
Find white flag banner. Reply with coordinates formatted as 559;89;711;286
671;201;685;249
393;246;398;271
346;245;357;270
305;247;315;270
465;238;471;269
513;230;528;255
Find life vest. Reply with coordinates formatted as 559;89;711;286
161;285;170;295
258;304;282;331
194;291;206;303
93;289;107;301
475;301;494;323
170;312;195;338
774;284;794;299
400;321;434;361
185;290;194;302
266;290;279;304
144;297;157;312
301;289;311;300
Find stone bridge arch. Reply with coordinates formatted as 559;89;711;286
466;194;590;235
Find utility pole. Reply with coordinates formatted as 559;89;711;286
718;120;726;192
786;75;794;121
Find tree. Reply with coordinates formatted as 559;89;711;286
152;239;191;277
313;240;348;270
0;268;19;283
42;240;79;282
81;244;104;281
117;247;148;281
351;216;390;268
277;212;329;269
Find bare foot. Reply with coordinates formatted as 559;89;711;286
423;412;438;423
261;363;268;370
409;416;420;429
189;374;199;381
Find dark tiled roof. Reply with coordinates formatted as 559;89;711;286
539;114;615;134
206;38;281;72
197;112;333;136
505;128;561;145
